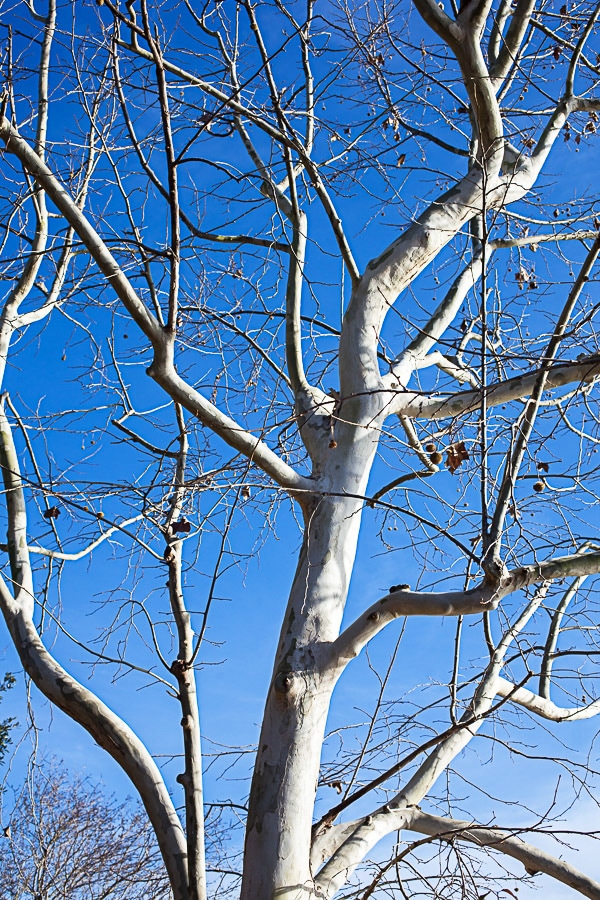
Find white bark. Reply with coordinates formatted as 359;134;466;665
165;415;206;900
2;3;600;899
394;354;600;419
408;809;600;899
316;588;549;894
496;677;600;722
241;401;383;899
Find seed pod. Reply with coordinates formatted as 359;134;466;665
425;442;437;453
429;451;443;465
533;480;545;493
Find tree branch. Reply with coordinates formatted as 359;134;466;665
0;117;310;492
329;548;600;670
0;400;190;900
329;583;500;670
393;353;600;419
317;588;549;895
391;251;485;386
486;236;600;571
496;676;600;722
489;0;537;86
408;809;600;899
0;116;162;344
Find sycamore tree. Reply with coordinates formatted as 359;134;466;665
1;0;600;898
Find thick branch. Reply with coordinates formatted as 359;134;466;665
408;809;600;899
496;676;600;722
147;353;311;491
329;583;499;670
285;211;309;395
489;0;537;86
329;547;600;674
318;589;548;896
393;353;600;419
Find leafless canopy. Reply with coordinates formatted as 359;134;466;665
0;759;171;900
1;0;600;898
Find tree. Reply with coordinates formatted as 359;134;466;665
0;759;171;900
0;0;600;898
0;673;15;768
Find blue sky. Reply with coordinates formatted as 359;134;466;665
1;0;600;895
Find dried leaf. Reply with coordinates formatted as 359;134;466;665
171;518;191;534
43;506;60;520
445;441;470;474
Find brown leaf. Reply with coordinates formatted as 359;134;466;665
537;461;549;472
43;506;60;520
171;518;191;534
445;441;470;474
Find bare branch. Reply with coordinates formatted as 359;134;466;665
408;809;600;899
487;235;600;570
0;400;190;898
495;676;600;722
0;118;309;492
393;353;600;419
330;548;600;669
0;117;162;344
565;1;600;98
329;583;500;671
489;0;537;86
392;251;485;384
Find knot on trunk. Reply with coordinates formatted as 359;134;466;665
171;658;189;677
274;670;295;695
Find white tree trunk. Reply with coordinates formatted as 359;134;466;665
241;404;381;898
